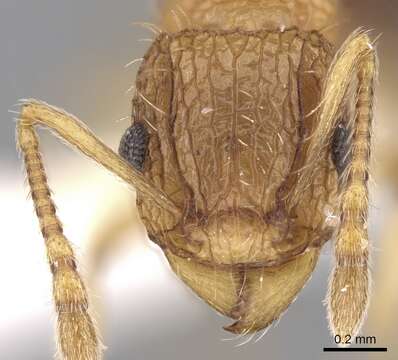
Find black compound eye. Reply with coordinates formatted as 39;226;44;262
119;122;149;172
331;122;351;176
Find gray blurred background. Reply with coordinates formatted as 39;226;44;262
1;1;397;359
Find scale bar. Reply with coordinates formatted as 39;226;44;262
323;347;387;352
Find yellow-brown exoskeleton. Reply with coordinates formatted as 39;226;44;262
16;0;377;359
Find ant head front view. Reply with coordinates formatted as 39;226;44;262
16;5;376;358
118;26;375;335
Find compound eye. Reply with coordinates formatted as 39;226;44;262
331;122;351;176
118;122;149;171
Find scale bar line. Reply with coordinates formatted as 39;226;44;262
323;347;387;352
